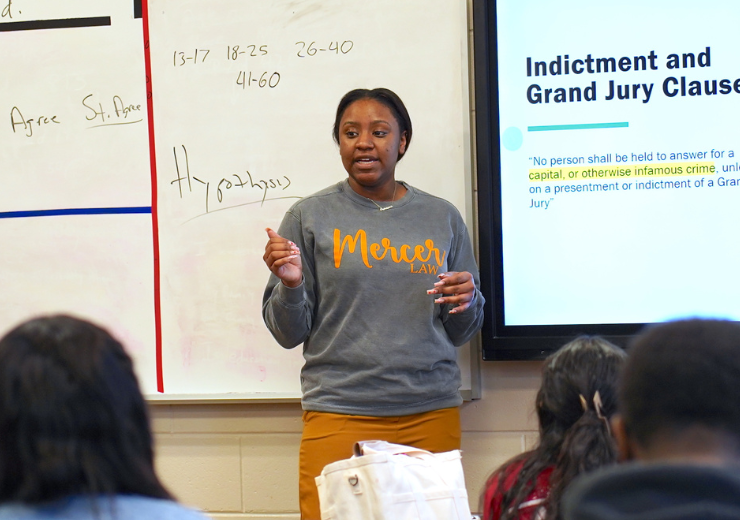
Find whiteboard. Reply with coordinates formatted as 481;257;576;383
0;0;158;388
0;0;476;400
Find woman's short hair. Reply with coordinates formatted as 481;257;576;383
332;87;413;160
0;315;171;503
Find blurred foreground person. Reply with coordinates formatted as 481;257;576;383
0;315;209;520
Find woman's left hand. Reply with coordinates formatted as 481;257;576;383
427;271;476;314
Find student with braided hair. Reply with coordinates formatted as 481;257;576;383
482;336;627;520
563;318;740;520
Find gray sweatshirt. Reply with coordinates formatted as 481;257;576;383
262;180;485;416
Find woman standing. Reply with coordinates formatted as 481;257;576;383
262;88;484;519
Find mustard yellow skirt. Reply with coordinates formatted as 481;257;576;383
298;407;461;519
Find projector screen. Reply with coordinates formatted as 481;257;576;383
474;0;740;359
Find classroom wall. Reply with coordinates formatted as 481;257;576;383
149;2;544;517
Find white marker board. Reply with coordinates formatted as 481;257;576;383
0;0;477;400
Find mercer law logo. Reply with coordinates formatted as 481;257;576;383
333;229;447;274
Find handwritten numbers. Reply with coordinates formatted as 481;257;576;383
236;71;280;89
227;44;268;60
295;40;353;58
228;45;244;60
251;44;269;56
173;49;210;66
168;40;355;91
298;41;317;56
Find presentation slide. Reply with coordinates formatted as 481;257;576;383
496;0;740;326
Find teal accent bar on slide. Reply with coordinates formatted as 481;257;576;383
528;122;629;132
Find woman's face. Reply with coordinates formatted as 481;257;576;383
338;98;407;198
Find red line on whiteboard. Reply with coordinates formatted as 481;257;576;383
142;0;164;393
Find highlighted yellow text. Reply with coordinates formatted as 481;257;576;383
529;161;715;182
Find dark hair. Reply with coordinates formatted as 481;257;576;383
484;337;626;520
0;315;172;503
620;318;740;451
332;87;413;160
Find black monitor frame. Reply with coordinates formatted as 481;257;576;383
472;0;645;360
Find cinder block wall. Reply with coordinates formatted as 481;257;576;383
150;361;542;518
149;2;544;518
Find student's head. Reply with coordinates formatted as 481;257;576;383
0;315;171;503
613;318;740;462
485;336;626;520
332;87;413;161
536;336;627;469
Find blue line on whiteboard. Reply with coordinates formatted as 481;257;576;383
528;122;629;132
0;207;151;219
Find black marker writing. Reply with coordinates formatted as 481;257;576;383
10;106;60;137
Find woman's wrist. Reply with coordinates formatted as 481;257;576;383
281;278;302;289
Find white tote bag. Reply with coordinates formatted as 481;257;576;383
315;440;472;520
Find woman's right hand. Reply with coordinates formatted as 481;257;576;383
263;228;303;288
